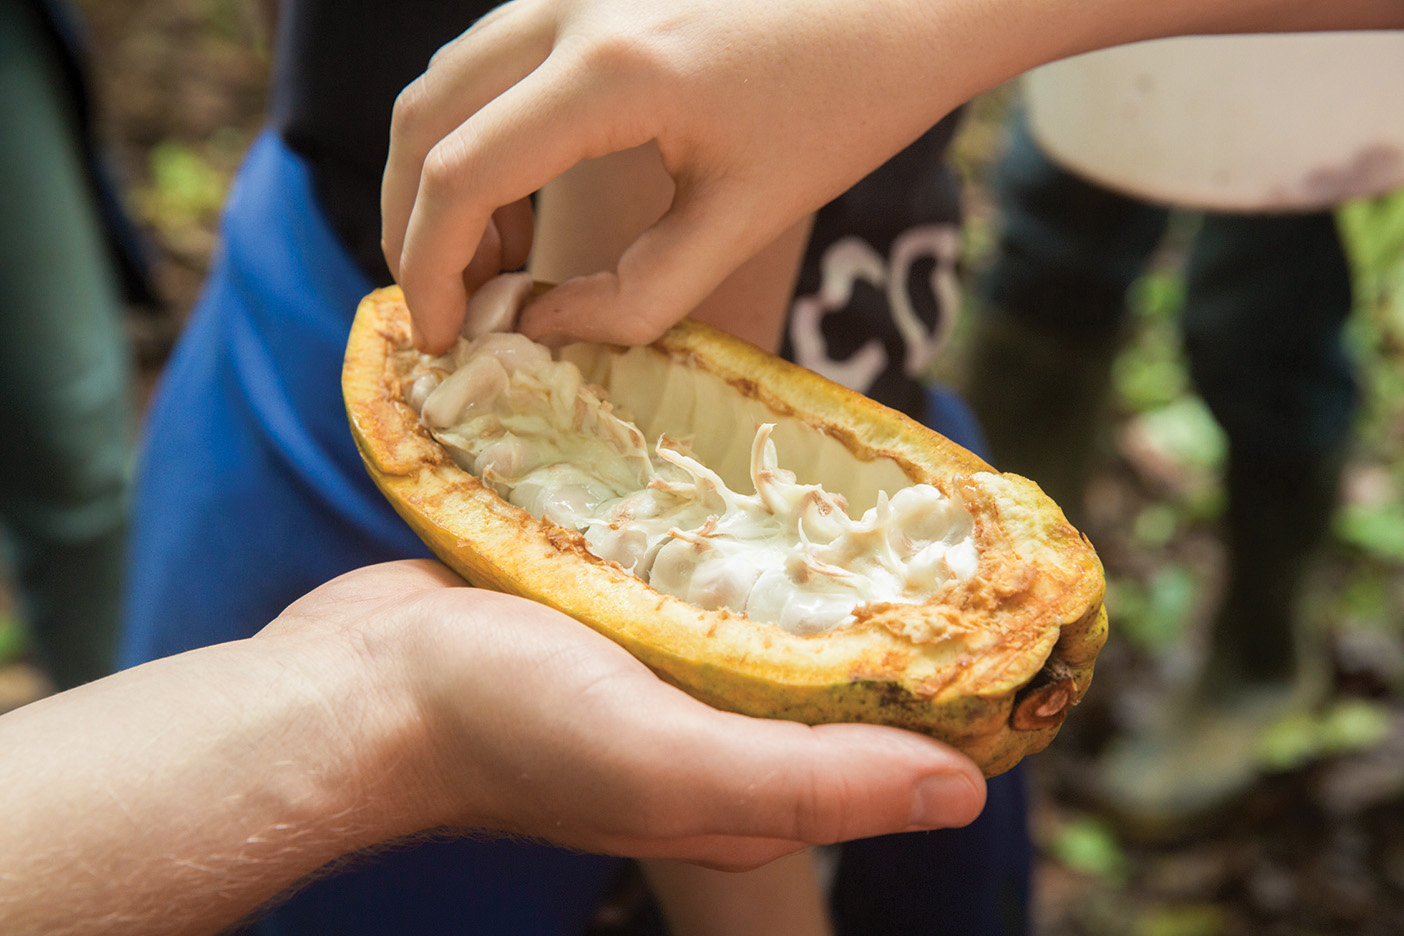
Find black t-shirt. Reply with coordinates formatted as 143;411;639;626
271;0;963;419
269;0;499;282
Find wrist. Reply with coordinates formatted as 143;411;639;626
0;611;458;935
253;616;453;847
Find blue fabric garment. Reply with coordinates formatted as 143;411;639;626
122;129;1028;935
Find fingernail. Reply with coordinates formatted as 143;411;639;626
907;772;982;830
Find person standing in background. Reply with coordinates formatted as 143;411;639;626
964;96;1359;831
0;0;151;691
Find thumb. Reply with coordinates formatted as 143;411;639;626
518;179;779;347
646;712;989;853
737;720;990;841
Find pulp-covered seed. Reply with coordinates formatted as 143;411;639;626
407;329;979;635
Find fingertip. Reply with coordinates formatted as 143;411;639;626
410;311;460;355
403;276;468;354
880;729;988;828
807;722;987;834
905;768;987;832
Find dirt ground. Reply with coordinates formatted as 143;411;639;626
12;2;1404;933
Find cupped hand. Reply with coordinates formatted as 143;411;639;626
381;0;980;354
275;560;986;870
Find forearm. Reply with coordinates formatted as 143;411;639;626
871;0;1404;134
0;628;431;936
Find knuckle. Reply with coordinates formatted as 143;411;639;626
390;77;431;138
566;30;662;86
425;34;463;74
788;772;855;845
421;135;472;199
580;31;641;70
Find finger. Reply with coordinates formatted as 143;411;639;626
456;201;536;302
398;54;656;352
492;198;535;273
516;178;777;347
529;645;988;847
381;2;556;280
588;696;986;852
460;217;505;306
677;716;988;844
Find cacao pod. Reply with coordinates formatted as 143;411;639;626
343;285;1106;776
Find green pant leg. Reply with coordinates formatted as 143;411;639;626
1182;211;1356;461
0;0;135;688
1182;211;1355;687
966;115;1169;517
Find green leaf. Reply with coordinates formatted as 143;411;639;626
1339;189;1404;285
1317;699;1393;756
141;140;230;229
1339;568;1394;627
1334;501;1404;562
1115;354;1189;413
1143;565;1196;644
0;610;29;667
1109;566;1198;652
1133;503;1180;549
1133;903;1227;936
1128;270;1188;325
1256;711;1325;773
1134;397;1227;473
1046;814;1129;882
1256;700;1392;772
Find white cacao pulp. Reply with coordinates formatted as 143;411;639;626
406;278;978;635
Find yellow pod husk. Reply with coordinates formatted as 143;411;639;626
343;285;1107;777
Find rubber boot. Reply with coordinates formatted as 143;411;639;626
966;115;1166;522
1204;445;1342;696
1096;444;1343;836
962;313;1122;525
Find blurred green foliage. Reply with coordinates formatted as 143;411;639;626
1339;188;1404;296
1335;500;1404;563
138;139;230;231
1256;699;1393;773
0;610;28;667
1106;565;1198;653
1132;397;1228;474
1341;188;1404;463
1115;271;1190;413
1046;813;1130;883
1340;567;1399;632
1132;904;1226;936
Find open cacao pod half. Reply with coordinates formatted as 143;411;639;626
343;282;1107;776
